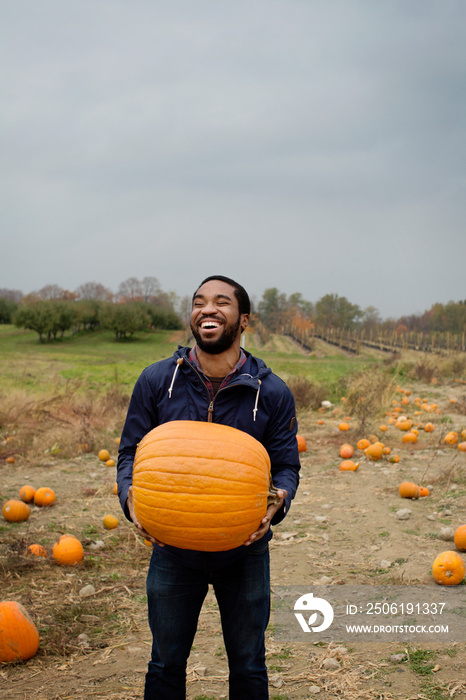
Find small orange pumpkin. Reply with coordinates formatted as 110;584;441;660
19;485;36;503
98;449;111;462
419;486;430;497
396;418;413;431
113;482;118;495
339;460;359;471
103;514;119;530
34;487;56;507
296;435;307;453
457;442;466;453
27;544;47;558
424;423;435;432
389;454;400;463
454;525;466;552
364;443;384;461
444;432;459;445
357;438;371;450
2;499;31;523
0;601;40;662
399;482;420;499
338;422;350;431
402;432;418;444
339;443;354;459
432;550;465;586
52;536;84;565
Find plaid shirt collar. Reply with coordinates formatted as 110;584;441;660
188;346;247;397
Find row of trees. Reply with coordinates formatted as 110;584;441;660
0;278;184;341
2;279;466;340
256;288;466;336
13;300;182;342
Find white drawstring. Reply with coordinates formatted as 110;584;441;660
253;379;261;421
168;358;183;398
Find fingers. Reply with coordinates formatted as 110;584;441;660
128;487;165;546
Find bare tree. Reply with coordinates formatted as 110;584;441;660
0;288;23;302
75;282;114;302
116;277;143;302
141;276;161;303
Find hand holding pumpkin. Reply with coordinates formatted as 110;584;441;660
244;488;287;546
127;486;165;547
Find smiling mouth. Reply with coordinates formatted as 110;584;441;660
200;319;222;330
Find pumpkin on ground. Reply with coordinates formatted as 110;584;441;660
402;432;418;444
339;460;359;471
396;418;413;431
296;434;307;453
399;482;421;499
454;525;466;552
357;438;371;451
27;544;47;558
339;443;354;459
132;420;274;552
52;535;84;565
98;449;111;462
2;499;31;523
103;514;119;530
33;487;56;507
419;486;430;497
364;443;384;461
0;601;40;662
338;422;350;431
19;485;36;503
443;432;459;445
432;550;465;586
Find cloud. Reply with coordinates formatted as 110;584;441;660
1;1;465;318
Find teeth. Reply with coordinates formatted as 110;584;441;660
201;320;221;329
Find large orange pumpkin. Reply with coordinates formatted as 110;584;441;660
0;601;40;662
132;420;274;551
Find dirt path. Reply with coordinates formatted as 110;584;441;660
2;383;466;699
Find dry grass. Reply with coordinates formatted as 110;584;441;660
287;377;327;411
343;369;395;431
0;383;129;461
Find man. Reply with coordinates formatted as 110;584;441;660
117;275;300;700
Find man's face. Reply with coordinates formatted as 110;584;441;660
190;280;249;355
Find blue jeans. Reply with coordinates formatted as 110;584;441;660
144;539;270;700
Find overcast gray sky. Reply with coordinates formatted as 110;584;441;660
1;0;465;319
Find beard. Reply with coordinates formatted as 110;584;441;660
191;316;242;355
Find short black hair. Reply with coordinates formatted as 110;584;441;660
193;275;251;315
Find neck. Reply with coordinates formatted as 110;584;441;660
195;343;242;377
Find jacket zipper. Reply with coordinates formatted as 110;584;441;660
183;357;247;423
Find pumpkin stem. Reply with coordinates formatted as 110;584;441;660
267;480;282;506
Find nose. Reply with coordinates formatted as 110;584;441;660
201;299;217;314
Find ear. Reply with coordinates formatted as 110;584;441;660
240;314;249;332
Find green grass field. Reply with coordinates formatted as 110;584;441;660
0;325;382;402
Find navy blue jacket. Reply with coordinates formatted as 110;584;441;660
117;345;300;557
